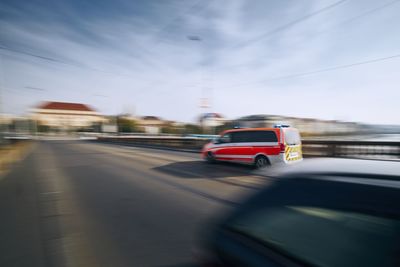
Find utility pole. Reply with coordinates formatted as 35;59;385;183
0;55;5;145
187;35;213;134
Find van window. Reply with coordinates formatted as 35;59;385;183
252;131;278;142
231;131;250;143
231;131;277;143
284;129;301;145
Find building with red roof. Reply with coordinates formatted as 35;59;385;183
32;101;105;130
37;102;95;112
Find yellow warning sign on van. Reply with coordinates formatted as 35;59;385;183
285;145;303;162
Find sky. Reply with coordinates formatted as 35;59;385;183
0;0;400;124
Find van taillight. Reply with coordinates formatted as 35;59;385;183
280;143;285;152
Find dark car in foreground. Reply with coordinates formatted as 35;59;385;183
197;159;400;267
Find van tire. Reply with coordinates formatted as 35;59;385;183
205;152;216;163
254;155;269;169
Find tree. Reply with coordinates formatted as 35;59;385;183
161;125;180;134
38;125;50;133
116;117;139;133
182;124;202;135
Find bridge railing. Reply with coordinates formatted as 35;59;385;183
301;140;400;160
96;136;400;160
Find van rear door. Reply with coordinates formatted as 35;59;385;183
283;128;302;162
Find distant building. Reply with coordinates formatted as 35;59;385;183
112;115;183;134
0;114;20;134
138;116;165;134
199;113;225;128
0;114;13;125
236;114;361;135
235;114;289;128
32;101;105;130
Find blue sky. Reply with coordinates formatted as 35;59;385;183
1;0;400;124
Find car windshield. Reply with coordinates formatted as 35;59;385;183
228;206;400;267
225;176;400;267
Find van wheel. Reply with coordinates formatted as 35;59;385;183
205;152;215;163
254;155;269;169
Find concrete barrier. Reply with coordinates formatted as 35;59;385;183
97;136;208;152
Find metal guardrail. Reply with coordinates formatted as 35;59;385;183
97;136;208;151
96;137;400;160
301;140;400;160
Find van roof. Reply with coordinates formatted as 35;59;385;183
222;127;281;134
221;127;300;135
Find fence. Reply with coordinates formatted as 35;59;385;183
96;136;400;160
301;140;400;160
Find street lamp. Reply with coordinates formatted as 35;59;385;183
187;35;202;41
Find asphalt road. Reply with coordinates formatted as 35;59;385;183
0;141;271;267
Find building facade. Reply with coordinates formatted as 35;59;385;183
32;101;105;131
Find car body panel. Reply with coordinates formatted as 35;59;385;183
198;159;400;267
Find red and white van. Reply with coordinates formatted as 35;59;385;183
202;126;302;168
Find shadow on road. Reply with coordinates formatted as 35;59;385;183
152;160;254;179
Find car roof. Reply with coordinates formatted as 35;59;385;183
257;158;400;185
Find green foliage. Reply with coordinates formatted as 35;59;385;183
183;124;202;134
38;125;50;132
116;117;139;133
161;125;181;134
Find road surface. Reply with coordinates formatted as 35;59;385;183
0;141;271;267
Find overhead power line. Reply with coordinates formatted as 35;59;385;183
222;53;400;89
311;0;400;37
234;0;348;48
221;0;400;71
339;0;399;25
0;45;143;78
0;45;65;63
24;86;46;91
0;44;102;71
0;44;178;91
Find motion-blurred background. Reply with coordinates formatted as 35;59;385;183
1;0;400;143
1;1;400;267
